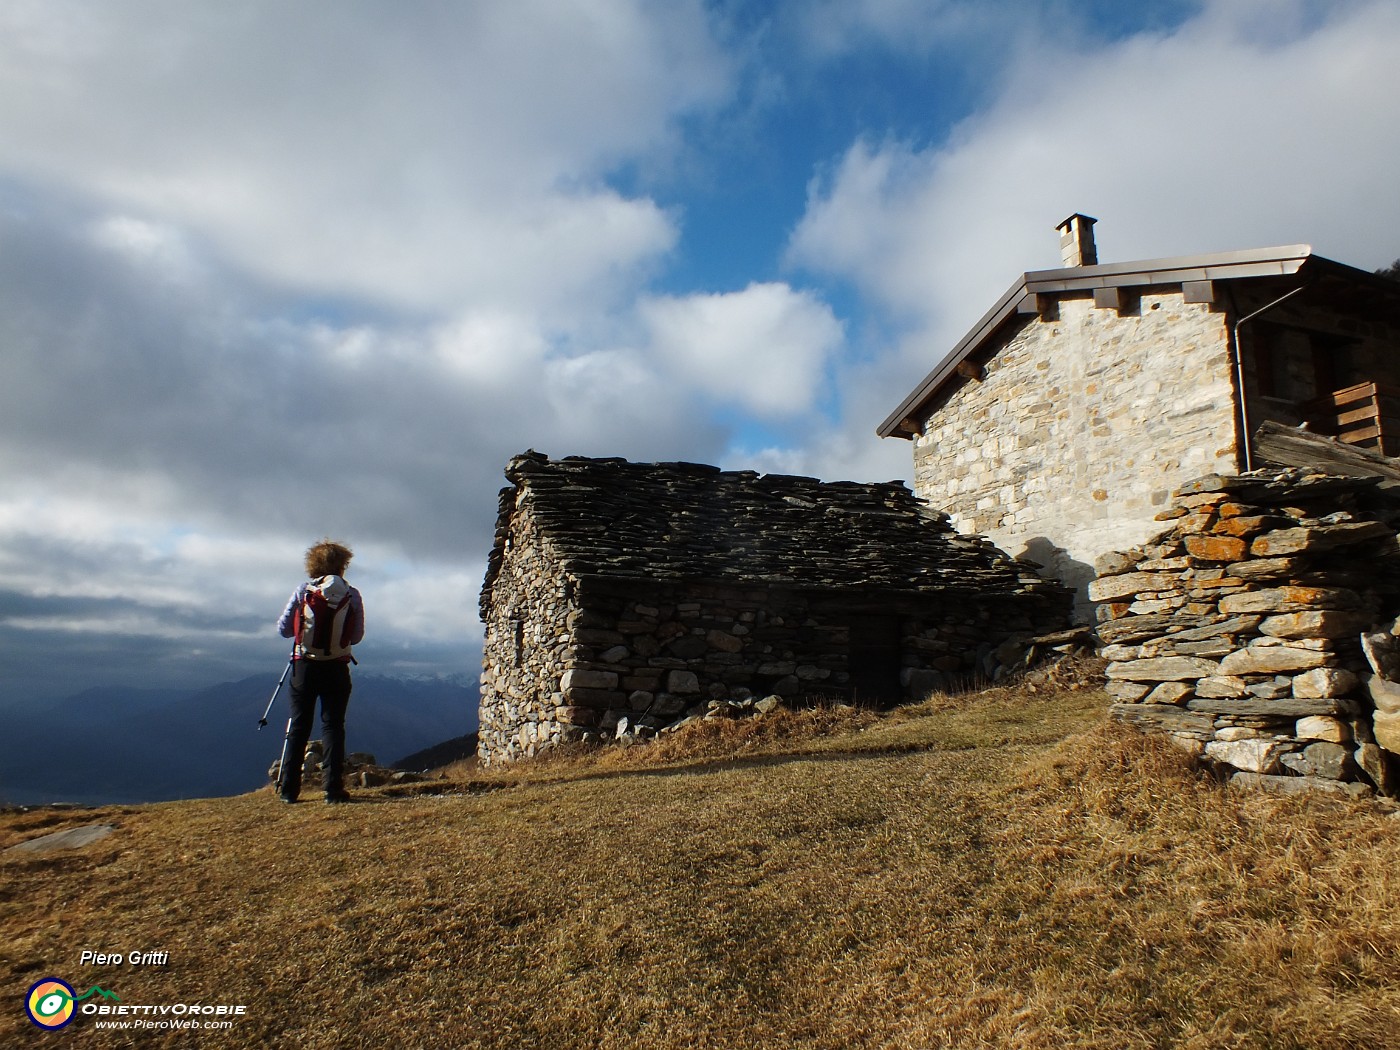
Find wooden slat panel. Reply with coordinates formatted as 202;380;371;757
1337;404;1380;427
1295;380;1400;457
1332;392;1380;412
1308;381;1379;409
1335;380;1380;399
1338;419;1377;434
1341;424;1383;443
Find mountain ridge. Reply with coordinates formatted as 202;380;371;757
0;672;479;806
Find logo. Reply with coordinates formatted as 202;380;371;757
24;979;120;1030
26;978;76;1030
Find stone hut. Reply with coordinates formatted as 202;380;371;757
878;214;1400;607
477;451;1071;765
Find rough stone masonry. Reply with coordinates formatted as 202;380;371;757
477;452;1072;765
1091;467;1400;797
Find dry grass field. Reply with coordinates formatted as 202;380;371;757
4;670;1399;1049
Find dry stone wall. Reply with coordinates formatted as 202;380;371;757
477;452;1074;766
1091;468;1400;797
480;573;1073;766
478;486;575;763
565;578;1071;713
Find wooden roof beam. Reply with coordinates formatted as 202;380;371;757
1183;280;1216;304
955;359;984;381
1093;286;1126;313
1017;292;1057;319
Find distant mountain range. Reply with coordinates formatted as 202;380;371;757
0;673;479;806
393;733;480;771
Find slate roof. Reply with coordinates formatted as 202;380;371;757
481;451;1061;614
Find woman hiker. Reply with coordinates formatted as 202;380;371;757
275;539;366;804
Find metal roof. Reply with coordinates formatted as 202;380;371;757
876;244;1319;439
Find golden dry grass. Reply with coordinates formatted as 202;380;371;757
3;675;1398;1049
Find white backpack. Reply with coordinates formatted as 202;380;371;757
295;576;355;660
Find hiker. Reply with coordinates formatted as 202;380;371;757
275;540;365;804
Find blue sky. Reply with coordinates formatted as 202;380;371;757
2;0;1399;705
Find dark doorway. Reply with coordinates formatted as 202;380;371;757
848;614;903;706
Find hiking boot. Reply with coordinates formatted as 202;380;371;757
324;790;351;805
278;794;299;805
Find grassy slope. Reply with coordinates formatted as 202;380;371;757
3;676;1398;1049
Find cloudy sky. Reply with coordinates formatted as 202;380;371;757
3;0;1399;704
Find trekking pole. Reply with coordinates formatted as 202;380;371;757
274;715;296;795
258;651;297;793
257;653;294;729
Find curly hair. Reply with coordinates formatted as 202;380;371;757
305;539;353;578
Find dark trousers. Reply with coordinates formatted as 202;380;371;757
281;660;353;798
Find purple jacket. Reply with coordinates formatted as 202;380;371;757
278;576;365;661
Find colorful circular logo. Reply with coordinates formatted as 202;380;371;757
25;978;76;1029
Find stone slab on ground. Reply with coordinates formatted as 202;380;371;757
1228;772;1373;799
4;824;117;854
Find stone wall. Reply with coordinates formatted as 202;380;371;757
477;452;1073;767
913;291;1238;604
1091;469;1400;797
569;577;1071;708
480;573;1072;766
478;485;575;764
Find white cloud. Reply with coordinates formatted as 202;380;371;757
0;480;295;613
639;283;845;416
0;473;480;685
429;311;552;389
4;0;1396;701
89;214;199;280
216;186;679;318
789;0;1400;372
0;0;731;316
770;0;1400;504
0;2;756;698
0;612;258;643
365;563;487;648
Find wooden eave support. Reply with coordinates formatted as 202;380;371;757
1092;286;1126;313
955;359;984;381
1183;280;1216;304
1017;292;1056;319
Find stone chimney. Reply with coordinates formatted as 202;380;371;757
1056;213;1098;267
